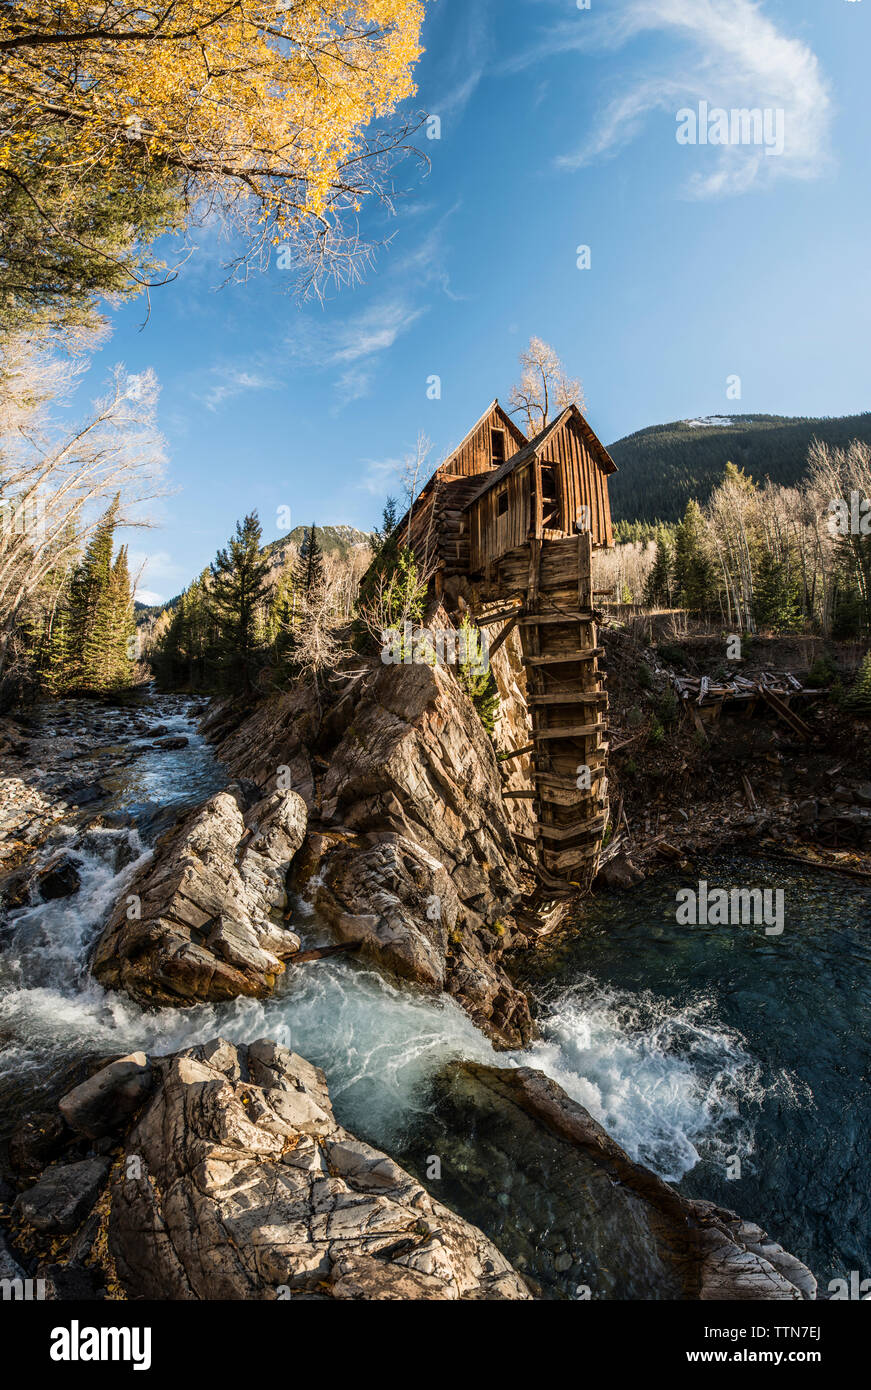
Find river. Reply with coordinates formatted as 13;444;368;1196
1;691;867;1298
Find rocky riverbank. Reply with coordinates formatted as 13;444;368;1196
0;657;823;1301
200;650;539;1049
2;1036;816;1302
2;1038;530;1300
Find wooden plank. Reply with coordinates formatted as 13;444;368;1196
476;604;523;626
527;691;607;706
534;721;607;740
536;770;607;789
503;789;537;800
542;843;602;870
760;686;812;739
518;610;595;625
526;648;604;666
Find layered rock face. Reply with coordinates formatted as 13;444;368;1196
206;655;536;1047
92;783;307;1004
7;1040;530;1302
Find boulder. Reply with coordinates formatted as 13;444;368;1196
8;1109;70;1175
153;736;189;751
106;1038;531;1301
595;853;644;891
91;787;307;1005
13;1158;111;1234
36;852;81;901
58;1053;153;1139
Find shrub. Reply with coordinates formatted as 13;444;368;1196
807;653;837;688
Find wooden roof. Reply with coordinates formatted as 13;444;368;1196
462;404;617;510
443;398;526;470
394;398;526;532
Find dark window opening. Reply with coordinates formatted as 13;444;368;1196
490;428;506;466
497;488;509;517
540;465;560;528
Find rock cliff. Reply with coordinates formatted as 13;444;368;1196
201;649;539;1047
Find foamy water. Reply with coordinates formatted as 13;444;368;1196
0;695;766;1182
0;837;760;1176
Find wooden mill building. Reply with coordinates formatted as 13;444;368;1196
398;399;617;897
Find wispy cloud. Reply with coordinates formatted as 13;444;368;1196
331;298;425;366
423;0;492;129
284;201;463;408
127;548;189;605
511;0;831;197
356;456;405;496
195;365;278;412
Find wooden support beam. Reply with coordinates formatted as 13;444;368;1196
760;686;813;740
536;771;607;790
488;613;520;659
518;610;595;625
499;743;535;762
537;815;608;843
542;843;602;871
476;604;523;627
527;691;608;707
526;648;604;666
503;789;537;800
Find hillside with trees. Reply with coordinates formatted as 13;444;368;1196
608;413;871;522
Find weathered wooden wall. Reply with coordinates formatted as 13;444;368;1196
443;408;525;478
467;462;533;573
539;417;614;549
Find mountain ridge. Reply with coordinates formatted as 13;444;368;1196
606;410;871;522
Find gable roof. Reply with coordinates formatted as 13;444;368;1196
441;398;527;469
462;404;617;510
393;398;526;535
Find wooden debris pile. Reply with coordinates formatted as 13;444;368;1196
672;670;821;741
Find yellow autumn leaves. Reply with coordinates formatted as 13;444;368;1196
1;1;428;310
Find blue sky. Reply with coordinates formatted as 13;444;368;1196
86;0;870;603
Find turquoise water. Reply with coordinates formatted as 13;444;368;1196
516;855;871;1294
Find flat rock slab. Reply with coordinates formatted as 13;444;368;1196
13;1158;111;1234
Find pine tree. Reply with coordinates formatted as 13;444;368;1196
269;565;298;675
457;618;501;737
66;498;119;690
673;500;716;611
844;652;871;716
753;548;803;633
208;512;271;693
644;529;675;608
105;545;136;688
295;523;325;597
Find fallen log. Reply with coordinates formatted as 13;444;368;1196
291;942;363;965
